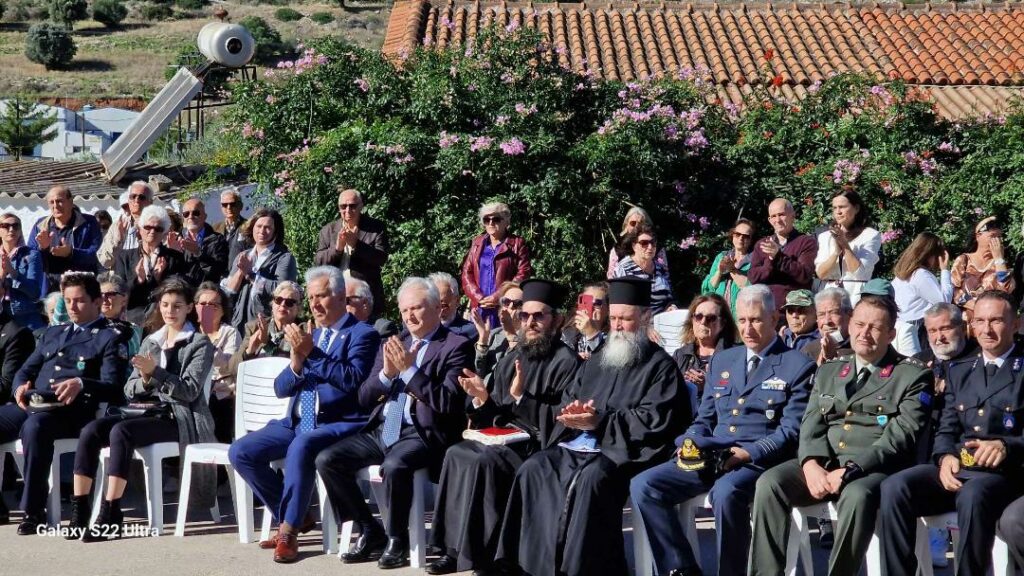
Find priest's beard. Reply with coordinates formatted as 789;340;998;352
518;328;556;360
601;328;645;368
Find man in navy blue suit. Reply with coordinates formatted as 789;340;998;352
228;265;380;563
316;276;473;570
630;284;815;576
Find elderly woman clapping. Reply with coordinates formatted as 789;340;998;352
460;202;532;328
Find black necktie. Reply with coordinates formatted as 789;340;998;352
847;368;871;398
747;356;761;375
985;362;998;386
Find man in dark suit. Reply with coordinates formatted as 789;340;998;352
316;276;472;569
430;272;478;342
314;187;389;318
213;188;251;268
174;198;229;283
0;271;126;534
228;266;380;563
0;281;39;524
631;284;815;576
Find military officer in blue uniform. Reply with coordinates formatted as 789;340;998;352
631;284;815;576
880;290;1024;576
0;271;127;535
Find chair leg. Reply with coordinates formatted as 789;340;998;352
785;508;809;576
318;475;338;554
234;470;255;544
46;456;61;528
89;457;106;526
992;535;1011;576
142;459;164;535
259;501;273;542
865;524;882;576
409;470;427;569
174;455;195;537
339;520;355;559
631;500;653;576
223;465;238;526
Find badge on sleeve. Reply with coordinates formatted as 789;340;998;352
919;391;932;406
721;371;730;380
761;378;787;391
876;415;889;426
76;356;86;370
765;409;776;420
1005;414;1016;430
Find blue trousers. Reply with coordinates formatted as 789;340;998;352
228;419;364;527
630;458;762;576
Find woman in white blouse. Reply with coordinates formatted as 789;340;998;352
814;190;881;305
891;232;953;356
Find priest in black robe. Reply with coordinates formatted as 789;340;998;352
427;279;581;575
495;277;691;576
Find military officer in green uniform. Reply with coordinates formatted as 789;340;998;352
749;283;933;576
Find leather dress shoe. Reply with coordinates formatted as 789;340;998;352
17;514;46;536
273;533;299;563
340;530;388;563
377;537;410;569
425;554;458;575
259;512;317;549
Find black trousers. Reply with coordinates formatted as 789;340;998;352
0;402;27;443
73;415;177;480
998;494;1024;568
314;425;434;542
879;463;1024;576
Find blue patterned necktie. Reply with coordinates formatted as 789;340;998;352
381;339;423;447
297;328;331;434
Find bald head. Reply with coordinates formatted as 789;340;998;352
768;198;796;237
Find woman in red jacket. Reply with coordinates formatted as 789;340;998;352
460;202;533;328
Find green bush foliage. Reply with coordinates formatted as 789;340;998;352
91;0;127;27
139;1;172;20
174;0;205;9
238;15;290;66
309;11;333;24
48;0;87;27
225;28;1024;308
274;7;301;21
25;22;76;69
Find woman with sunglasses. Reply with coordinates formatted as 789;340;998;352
701;218;755;314
221;208;297;333
0;212;46;329
114;205;192;326
229;281;302;374
606;206;669;279
193;281;241;444
461;202;533;330
612;225;676;314
470;280;523;378
674;294;737;400
950;215;1016;323
562;281;610;359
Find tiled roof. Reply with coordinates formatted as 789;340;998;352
0;161;208;201
383;0;1024;118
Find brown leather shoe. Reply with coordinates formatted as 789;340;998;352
258;531;279;550
273;533;299;563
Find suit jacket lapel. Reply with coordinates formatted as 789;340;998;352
978;347;1021;404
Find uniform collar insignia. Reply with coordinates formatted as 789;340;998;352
839;363;851;378
880;365;894;378
1013;358;1022;372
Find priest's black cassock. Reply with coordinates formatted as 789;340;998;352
430;341;581;571
495;338;689;576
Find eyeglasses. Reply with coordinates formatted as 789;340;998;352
338;203;361;211
129;194;150;202
181;210;202;218
591;298;605;307
500;297;522;309
100;291;123;299
221;201;240;208
732;232;752;240
196;300;222;308
637;239;655;248
626;220;642;227
346;295;366;305
693;313;720;323
274;296;298;308
518;310;549;323
482;215;503;224
0;222;20;231
142;225;164;233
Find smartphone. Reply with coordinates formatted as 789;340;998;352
577;294;595;316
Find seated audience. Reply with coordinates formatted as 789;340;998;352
430;271;478;341
113;205;190;325
607;206;669;279
193;282;240;444
221;209;297;332
701;218;754;313
800;286;854;365
561;281;609;359
471;281;523;378
672;293;737;398
612;226;675;314
779;289;820;350
951;216;1016;322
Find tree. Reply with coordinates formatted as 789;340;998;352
25;23;77;70
48;0;87;27
238;16;290;66
0;97;58;160
91;0;127;27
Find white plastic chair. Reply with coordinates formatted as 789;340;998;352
651;309;689;356
174;357;290;543
0;440;23;484
914;512;1017;576
90;373;215;535
632;492;709;576
336;465;431;568
787;501;882;576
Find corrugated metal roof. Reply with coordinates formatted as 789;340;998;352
0;160;209;201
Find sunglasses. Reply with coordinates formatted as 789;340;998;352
196;300;222;308
181;210;202;218
129;194;150;202
338;203;361;211
732;232;752;240
0;222;20;231
637;239;656;247
221;201;240;208
482;215;504;224
626;220;642;227
274;296;298;308
346;295;365;305
142;225;164;233
693;313;720;323
518;310;548;323
500;297;522;309
101;291;123;299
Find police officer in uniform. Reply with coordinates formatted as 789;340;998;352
1;271;126;535
750;285;933;576
879;290;1024;576
631;284;815;576
0;281;39;524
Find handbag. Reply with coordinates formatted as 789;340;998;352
106;400;173;419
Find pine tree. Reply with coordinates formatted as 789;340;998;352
0;97;58;160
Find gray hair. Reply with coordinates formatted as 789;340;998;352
736;284;776;314
273;280;304;301
44;291;62;310
97;272;128;295
220;187;242;203
815;287;853;313
346;276;374;310
336;187;363;204
128;181;154;199
304;266;345;296
139;205;170;232
398;276;441;308
478;202;511;225
924;302;963;325
428;272;460;298
620;206;653;236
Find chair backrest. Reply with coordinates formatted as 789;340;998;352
652;308;689;356
234;357;291;441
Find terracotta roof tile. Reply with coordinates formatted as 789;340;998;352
384;0;1024;118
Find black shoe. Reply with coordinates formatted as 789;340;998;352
377;537;409;569
82;499;124;543
65;496;91;540
17;513;45;536
667;569;704;576
426;554;458;575
340;530;388;563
